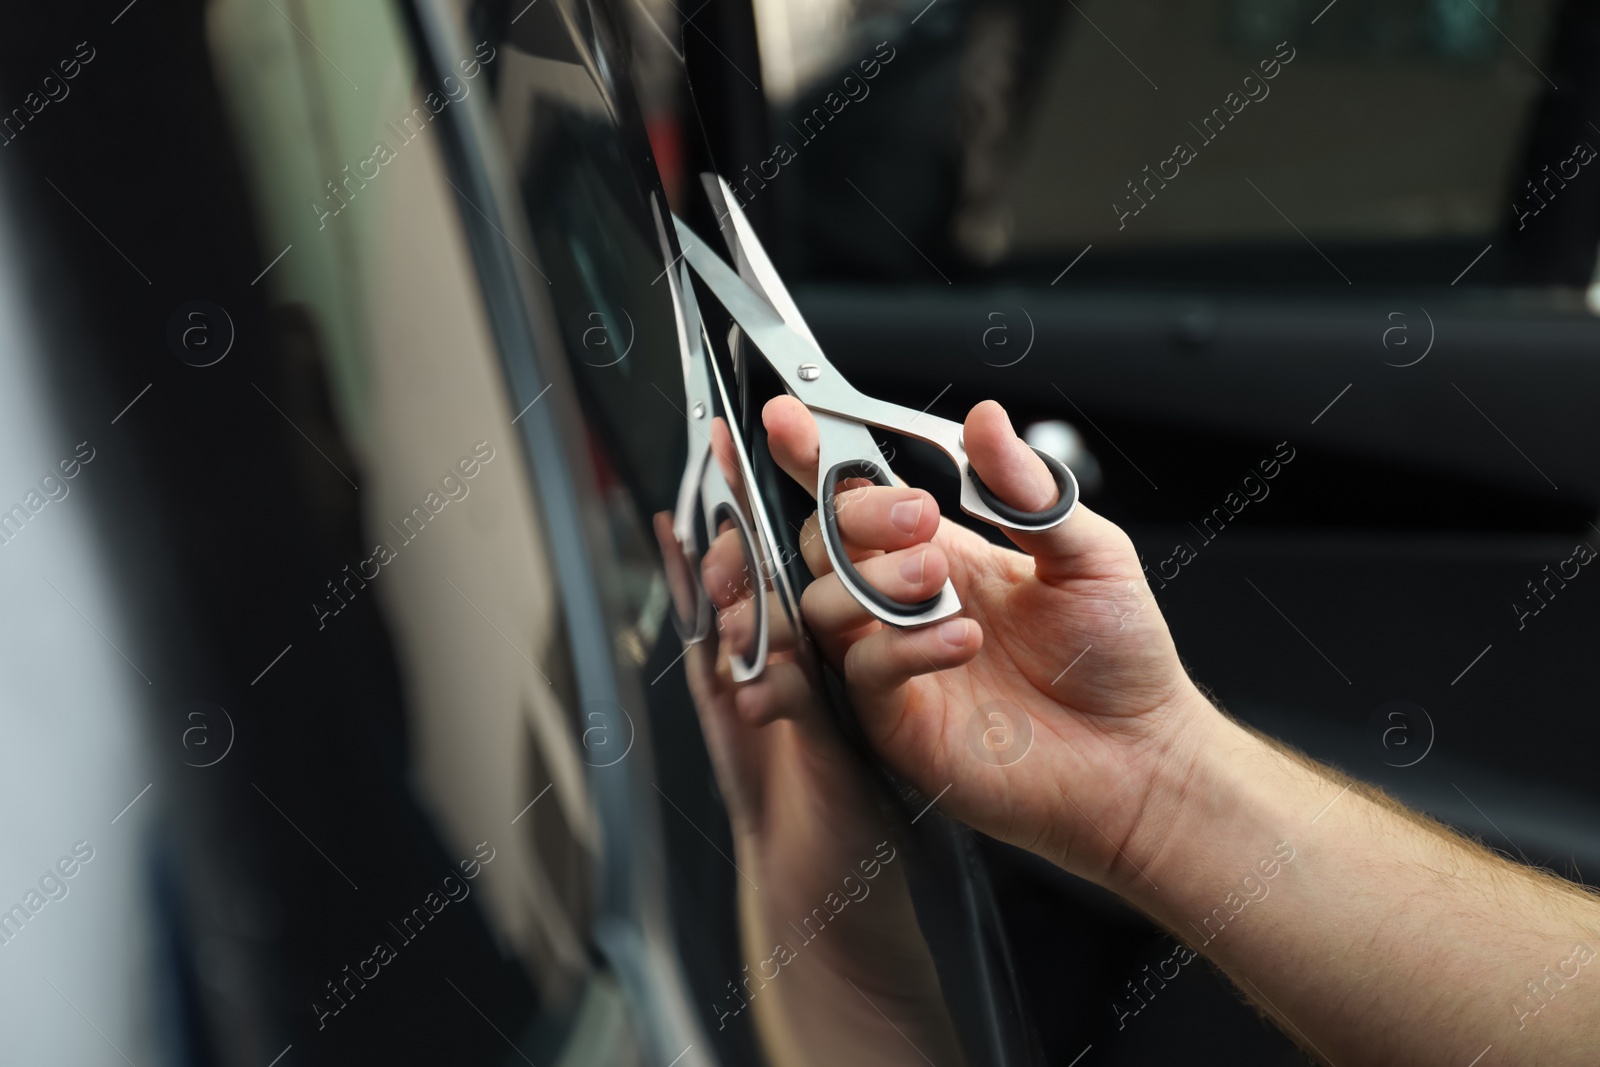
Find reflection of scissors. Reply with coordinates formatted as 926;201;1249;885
675;178;1079;628
652;194;769;682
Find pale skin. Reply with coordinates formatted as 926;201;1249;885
752;393;1600;1067
666;420;966;1065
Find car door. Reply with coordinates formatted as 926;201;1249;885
0;0;1045;1063
0;0;652;1062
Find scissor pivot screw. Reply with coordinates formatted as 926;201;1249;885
692;402;706;419
797;363;821;381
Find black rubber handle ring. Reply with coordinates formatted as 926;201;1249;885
966;447;1077;526
712;501;766;678
820;460;944;619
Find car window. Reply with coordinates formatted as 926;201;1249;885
0;0;1050;1062
0;0;633;1062
485;3;1013;1064
749;0;1597;292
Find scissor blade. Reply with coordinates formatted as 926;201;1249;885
700;175;753;284
699;175;820;348
673;215;825;373
652;195;710;380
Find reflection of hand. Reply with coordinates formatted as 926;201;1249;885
763;395;1216;894
650;423;963;1064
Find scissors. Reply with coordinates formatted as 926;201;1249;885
674;176;1079;628
652;193;772;682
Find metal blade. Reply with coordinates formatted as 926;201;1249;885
699;174;819;348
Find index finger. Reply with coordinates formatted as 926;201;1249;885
762;394;820;498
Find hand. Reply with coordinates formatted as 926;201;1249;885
651;418;964;1065
763;395;1219;890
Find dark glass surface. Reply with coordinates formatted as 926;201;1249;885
487;2;1033;1064
0;0;1032;1063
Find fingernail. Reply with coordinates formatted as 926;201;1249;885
899;549;926;584
889;497;923;534
938;619;968;647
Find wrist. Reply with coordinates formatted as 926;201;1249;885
1113;694;1304;917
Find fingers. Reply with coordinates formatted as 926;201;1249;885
702;522;756;610
702;523;783;665
763;395;819;497
834;483;941;552
963;399;1123;579
797;482;940;578
715;589;761;665
842;616;982;696
964;400;1058;511
800;545;949;641
772;392;1125;585
708;417;751;513
653;510;701;632
769;393;967;670
732;659;809;726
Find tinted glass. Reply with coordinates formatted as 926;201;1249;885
0;0;628;1062
489;3;1022;1064
0;0;1028;1063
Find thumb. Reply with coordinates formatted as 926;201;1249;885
964;400;1058;511
962;400;1125;580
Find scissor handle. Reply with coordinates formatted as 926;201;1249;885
669;561;714;646
671;201;1077;625
821;459;944;619
667;488;771;682
668;438;714;645
709;499;770;684
816;426;962;628
964;446;1079;530
761;361;1080;534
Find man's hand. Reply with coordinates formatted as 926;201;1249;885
764;395;1215;891
768;396;1600;1067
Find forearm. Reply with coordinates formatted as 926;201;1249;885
735;839;966;1067
1119;696;1600;1066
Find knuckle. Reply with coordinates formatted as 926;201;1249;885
841;633;873;679
799;575;837;624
